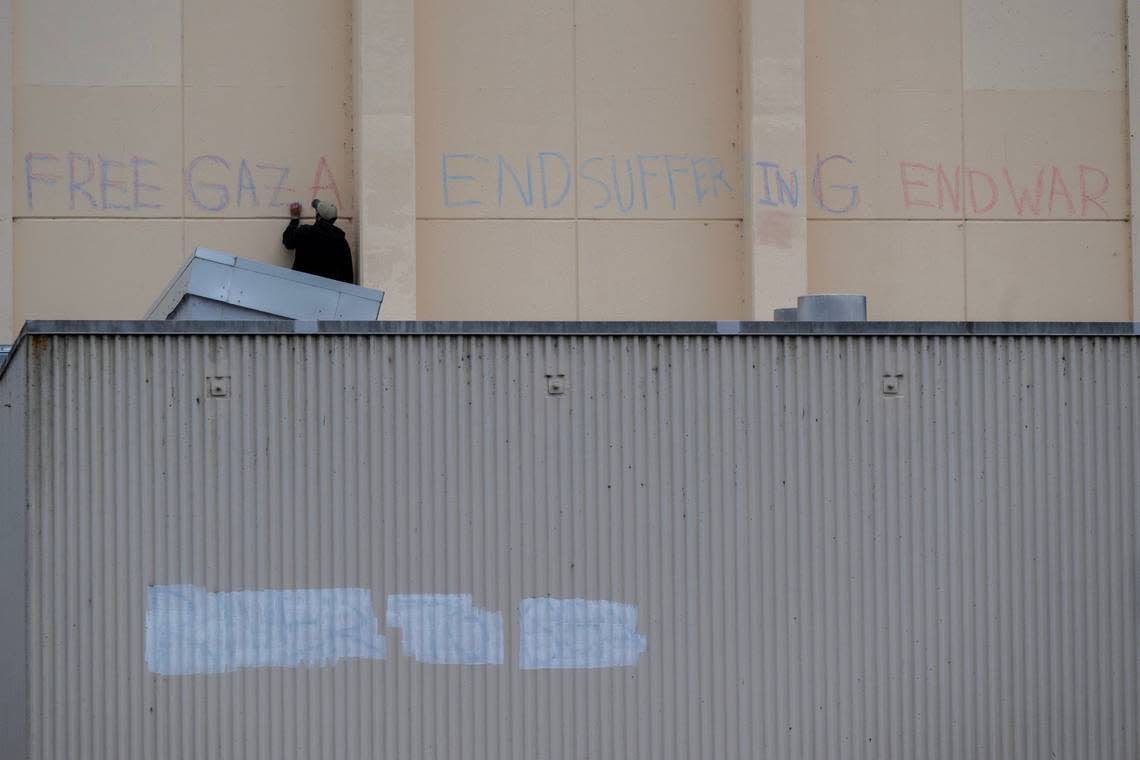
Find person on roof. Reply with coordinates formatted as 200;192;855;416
283;198;354;284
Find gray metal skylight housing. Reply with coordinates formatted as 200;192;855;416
145;248;384;321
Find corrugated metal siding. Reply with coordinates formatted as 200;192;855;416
0;342;29;758
21;333;1140;759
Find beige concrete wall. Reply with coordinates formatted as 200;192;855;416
8;0;353;335
4;0;1134;329
806;0;1131;320
413;0;746;320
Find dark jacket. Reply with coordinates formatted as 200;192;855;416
282;218;354;284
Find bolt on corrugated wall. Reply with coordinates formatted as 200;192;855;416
1;328;1137;759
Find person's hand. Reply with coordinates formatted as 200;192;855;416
289;202;302;219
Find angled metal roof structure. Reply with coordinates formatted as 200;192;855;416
145;248;384;321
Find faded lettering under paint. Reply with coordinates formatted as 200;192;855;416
386;594;504;665
518;598;647;669
145;585;387;675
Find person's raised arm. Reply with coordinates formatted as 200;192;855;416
282;201;305;249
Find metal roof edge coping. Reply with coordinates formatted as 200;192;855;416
5;319;1139;379
14;319;1140;337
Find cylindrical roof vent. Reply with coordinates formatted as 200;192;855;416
796;293;867;321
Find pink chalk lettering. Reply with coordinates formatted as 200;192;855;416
899;161;935;209
967;169;998;215
936;164;961;214
1047;167;1076;216
1002;167;1045;217
310;156;343;209
1078;165;1109;217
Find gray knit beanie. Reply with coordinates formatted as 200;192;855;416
314;199;338;222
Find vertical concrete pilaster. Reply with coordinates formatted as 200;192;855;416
1130;0;1140;318
354;0;416;318
0;0;12;342
741;0;808;319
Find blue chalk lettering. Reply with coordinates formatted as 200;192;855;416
99;156;131;211
710;158;733;196
67;152;97;210
754;161;779;207
812;154;859;214
691;157;712;204
131;157;162;210
257;163;292;208
25;152;59;210
611;157;636;213
579;157;612;209
236;159;258;208
496;154;533;208
442;153;483;208
776;168;799;208
186;155;231;212
538;152;571;209
636;155;662;210
663;155;690;210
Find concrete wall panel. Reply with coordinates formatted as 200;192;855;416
414;0;574;219
963;0;1125;91
577;221;744;319
416;89;577;219
808;89;963;220
14;0;181;86
807;0;962;93
962;90;1127;220
13;85;183;218
576;0;742;220
183;85;353;219
13;220;183;321
417;220;577;319
575;89;742;221
806;0;963;222
184;0;351;89
807;220;966;319
965;220;1130;320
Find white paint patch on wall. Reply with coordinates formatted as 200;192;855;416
518;598;648;669
386;594;504;665
145;585;387;676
